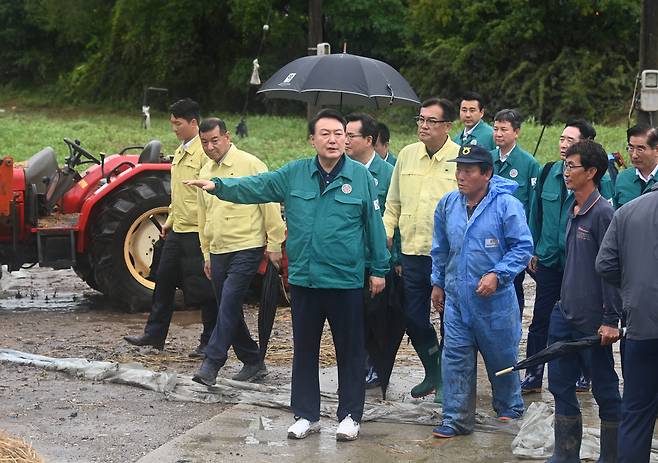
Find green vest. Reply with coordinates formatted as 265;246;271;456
492;145;541;220
613;167;658;209
453;120;495;151
211;154;390;288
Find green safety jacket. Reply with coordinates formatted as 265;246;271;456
209;154;390;289
453;120;495;151
492;144;541;221
613;167;658;209
367;154;401;266
529;160;613;271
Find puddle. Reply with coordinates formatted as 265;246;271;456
0;266;115;313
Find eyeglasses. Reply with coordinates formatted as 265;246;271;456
626;144;647;154
414;116;449;127
346;134;365;140
563;162;585;172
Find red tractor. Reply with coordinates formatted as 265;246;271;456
0;139;171;311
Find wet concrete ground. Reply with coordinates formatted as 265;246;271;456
0;266;650;462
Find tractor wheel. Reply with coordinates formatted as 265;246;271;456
88;173;170;312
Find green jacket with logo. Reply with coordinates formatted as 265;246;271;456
209;154;390;289
453;120;495;151
368;154;401;266
613;167;658;209
492;145;541;221
529;160;614;271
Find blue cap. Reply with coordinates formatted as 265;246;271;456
448;144;493;166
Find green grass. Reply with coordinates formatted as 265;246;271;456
0;106;630;167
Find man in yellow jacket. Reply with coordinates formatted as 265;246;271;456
192;118;286;386
124;98;216;355
383;97;460;403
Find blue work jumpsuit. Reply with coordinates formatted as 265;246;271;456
431;175;533;434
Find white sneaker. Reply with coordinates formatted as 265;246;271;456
287;418;320;439
335;415;360;441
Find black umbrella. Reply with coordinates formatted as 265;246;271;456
257;53;420;108
365;271;406;399
258;261;282;361
496;335;603;377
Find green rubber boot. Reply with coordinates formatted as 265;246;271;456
410;341;441;398
433;345;443;404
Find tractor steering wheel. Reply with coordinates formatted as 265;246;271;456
63;138;101;169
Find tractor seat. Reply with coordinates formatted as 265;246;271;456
138;140;162;163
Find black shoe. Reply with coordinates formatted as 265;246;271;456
189;343;207;358
231;361;267;382
192;358;223;386
123;334;164;350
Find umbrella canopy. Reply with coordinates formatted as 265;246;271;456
496;335;601;377
257;53;420;108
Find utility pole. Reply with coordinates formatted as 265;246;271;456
638;0;658;125
307;0;323;120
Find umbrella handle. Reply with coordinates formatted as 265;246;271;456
495;367;514;377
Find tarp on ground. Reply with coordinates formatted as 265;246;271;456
0;348;512;433
512;401;658;461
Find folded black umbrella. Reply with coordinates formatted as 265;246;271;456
365;271;406;399
258;261;281;361
496;335;602;377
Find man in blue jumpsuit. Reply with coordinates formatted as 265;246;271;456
185;109;389;442
430;145;533;438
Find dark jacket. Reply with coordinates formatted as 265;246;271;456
596;184;658;340
560;190;621;334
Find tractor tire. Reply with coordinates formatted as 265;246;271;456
88;172;170;312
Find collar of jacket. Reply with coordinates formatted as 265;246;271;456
218;143;237;167
309;153;354;182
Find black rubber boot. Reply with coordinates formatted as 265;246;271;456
596;421;619;463
410;341;440;398
547;414;582;463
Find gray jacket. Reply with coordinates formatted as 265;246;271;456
596;184;658;340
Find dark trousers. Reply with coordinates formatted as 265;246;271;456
525;263;590;382
400;254;441;346
290;285;365;422
204;248;263;366
547;305;621;421
144;231;216;343
514;270;525;318
618;338;658;463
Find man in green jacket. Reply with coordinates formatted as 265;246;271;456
374;122;397;166
614;125;658;209
452;91;495;150
522;119;613;395
185;109;390;443
346;113;401;390
491;109;540;316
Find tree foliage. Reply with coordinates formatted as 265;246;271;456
0;0;642;122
